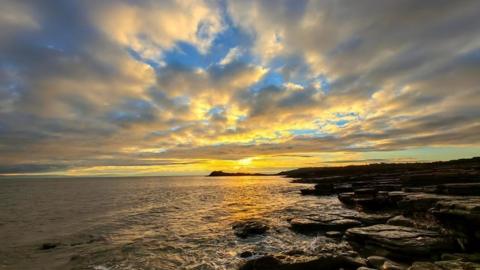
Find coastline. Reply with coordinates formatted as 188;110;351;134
233;157;480;269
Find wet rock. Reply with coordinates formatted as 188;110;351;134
351;188;392;211
441;253;480;262
435;183;480;196
300;189;319;196
240;251;255;258
387;215;415;227
290;216;361;234
345;224;456;259
383;260;408;270
284;249;305;256
365;256;407;269
238;254;365;270
400;172;480;187
397;193;454;214
434;260;480;269
367;256;389;268
314;183;335;194
308;238;357;257
326;231;342;238
349;212;394;225
232;219;269;238
239;255;281;270
388;191;407;203
338;192;355;206
407;262;443;270
290;209;392;235
354;195;390;211
300;183;336;196
355;188;378;197
39;242;58;250
431;198;480;250
339;189;397;210
334;184;353;193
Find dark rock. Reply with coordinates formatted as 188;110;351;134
407;262;442;270
300;183;336;196
346;224;456;259
328;209;393;225
300;189;318;196
434;260;480;269
290;217;361;234
354;195;390;211
351;212;394;225
435;183;480;196
401;171;480;187
397;193;454;214
353;190;394;211
382;260;408;270
239;255;281;270
239;254;365;270
355;188;378;197
40;242;58;250
339;189;398;210
387;215;415;227
366;256;407;270
366;256;389;268
290;209;392;235
284;249;305;256
232;219;269;238
314;183;334;193
388;191;407;203
338;192;355;206
325;231;342;238
334;184;353;193
240;251;255;258
430;198;480;250
441;252;480;262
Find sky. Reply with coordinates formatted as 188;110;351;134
0;0;480;176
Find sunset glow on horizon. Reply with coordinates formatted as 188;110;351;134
1;1;480;176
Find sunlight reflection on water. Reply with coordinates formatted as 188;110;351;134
0;176;338;269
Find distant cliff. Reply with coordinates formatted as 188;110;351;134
279;156;480;178
208;171;272;177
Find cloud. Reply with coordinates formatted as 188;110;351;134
219;47;243;65
94;0;223;57
1;0;480;175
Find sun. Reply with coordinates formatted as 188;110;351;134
238;157;253;166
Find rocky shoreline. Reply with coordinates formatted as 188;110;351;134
234;160;480;270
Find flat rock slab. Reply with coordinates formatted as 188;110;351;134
290;217;361;234
232;219;269;238
387;215;416;227
397;193;458;213
432;198;480;218
290;209;393;234
345;224;455;258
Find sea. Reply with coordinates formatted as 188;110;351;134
0;175;340;270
